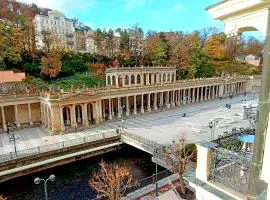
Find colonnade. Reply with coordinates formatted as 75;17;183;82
48;81;246;132
0;103;37;131
106;72;176;87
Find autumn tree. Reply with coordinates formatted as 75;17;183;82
224;36;244;61
130;24;143;65
244;36;264;57
94;28;105;55
0;21;24;66
105;28;115;57
205;33;226;60
89;160;138;200
119;29;131;57
162;136;196;195
41;51;62;78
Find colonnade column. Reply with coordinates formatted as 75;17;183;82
165;91;170;108
71;104;76;128
134;96;137;115
141;94;144;113
192;88;195;103
108;98;112;120
183;89;186;104
171;91;175;107
187;88;191;104
28;103;33;126
118;97;122;118
82;103;89;127
14;104;20;127
60;106;65;131
215;85;219;98
159;92;163;108
196;88;199;102
176;90;180;106
40;103;44;124
126;96;130;116
1;106;7;131
147;93;151;112
153;93;157;111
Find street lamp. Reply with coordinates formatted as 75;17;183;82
8;122;19;157
209;120;218;140
34;174;56;200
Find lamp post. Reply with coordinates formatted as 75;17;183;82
34;174;56;200
8;122;19;157
153;148;158;197
209;119;218;140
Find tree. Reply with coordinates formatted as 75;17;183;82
162;136;196;195
105;28;115;57
130;24;143;65
0;21;24;66
188;49;215;78
89;160;138;200
224;36;244;61
244;36;264;57
205;33;226;60
41;51;62;78
94;28;105;55
119;29;130;55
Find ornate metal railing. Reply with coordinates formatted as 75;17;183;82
0;130;119;163
210;146;252;194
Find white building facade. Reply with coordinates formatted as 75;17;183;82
33;10;74;50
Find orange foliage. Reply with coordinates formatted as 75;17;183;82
112;58;120;68
205;34;226;60
88;63;106;78
41;52;62;78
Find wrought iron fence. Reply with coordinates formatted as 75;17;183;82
0;130;119;163
210;146;251;194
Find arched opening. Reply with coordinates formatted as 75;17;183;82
131;74;135;84
149;74;152;85
163;74;166;82
112;76;116;86
118;75;123;87
75;105;82;126
167;73;170;82
144;74;147;85
63;106;71;127
125;75;129;85
137;74;141;84
107;76;111;86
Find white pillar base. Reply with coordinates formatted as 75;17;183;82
166;104;170;108
176;102;180;106
153;106;158;111
30;121;33;126
140;108;144;113
147;107;151;112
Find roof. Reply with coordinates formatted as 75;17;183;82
0;71;25;83
205;0;228;10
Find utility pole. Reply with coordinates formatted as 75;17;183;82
247;5;270;199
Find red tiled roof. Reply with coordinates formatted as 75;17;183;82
0;71;25;83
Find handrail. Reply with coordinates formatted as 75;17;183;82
0;130;119;163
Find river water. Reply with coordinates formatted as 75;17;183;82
0;146;157;200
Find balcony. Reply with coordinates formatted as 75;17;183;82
66;33;74;38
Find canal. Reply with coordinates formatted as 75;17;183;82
0;146;158;200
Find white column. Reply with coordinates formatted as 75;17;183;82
187;88;191;104
147;93;151;112
116;75;119;88
141;94;144;113
109;98;112;120
192;88;195;103
159;92;163;107
60;106;65;131
1;106;7;131
171;90;175;107
196;88;199;102
28;103;33;126
14;104;20;127
165;91;170;108
134;95;137;115
126;96;130;116
153;93;157;111
200;87;204;101
118;97;122;118
71;104;76;128
82;103;89;127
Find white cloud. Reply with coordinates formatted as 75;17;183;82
124;0;146;12
22;0;96;17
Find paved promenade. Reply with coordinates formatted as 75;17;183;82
0;94;257;155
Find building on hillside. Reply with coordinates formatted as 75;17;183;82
33;10;74;50
74;26;96;53
114;28;144;56
245;54;261;66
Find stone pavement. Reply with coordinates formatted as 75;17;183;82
0;94;257;155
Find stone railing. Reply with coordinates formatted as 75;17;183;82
0;130;119;163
